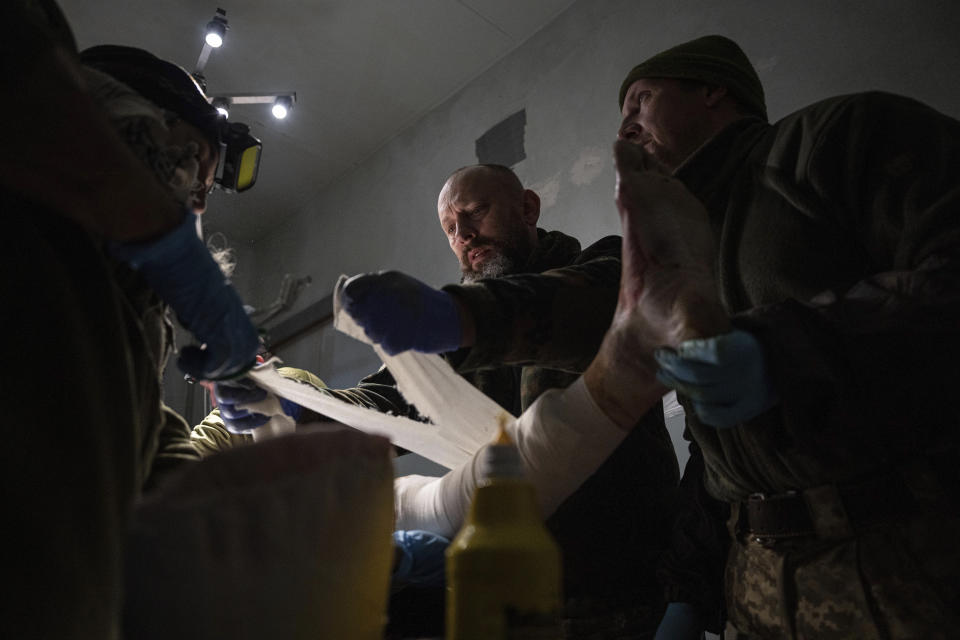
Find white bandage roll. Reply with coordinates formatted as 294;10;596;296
394;376;627;537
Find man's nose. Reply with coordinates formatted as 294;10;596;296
453;218;476;243
618;118;642;141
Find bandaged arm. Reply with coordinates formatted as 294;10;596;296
394;377;627;538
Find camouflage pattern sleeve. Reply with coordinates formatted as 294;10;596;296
443;233;621;373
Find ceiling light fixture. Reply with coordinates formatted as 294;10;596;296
192;10;299;121
208;93;297;120
272;95;293;119
204;8;228;48
193;8;228;90
211;96;230;118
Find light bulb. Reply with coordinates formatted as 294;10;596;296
211;98;230;119
272;96;292;119
205;31;223;48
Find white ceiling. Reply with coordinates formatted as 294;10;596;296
58;0;577;243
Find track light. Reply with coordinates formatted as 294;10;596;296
210;92;297;120
211;97;230;118
205;8;228;48
272;95;293;119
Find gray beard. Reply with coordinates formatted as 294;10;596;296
461;252;515;283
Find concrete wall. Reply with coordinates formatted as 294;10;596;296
178;0;960;470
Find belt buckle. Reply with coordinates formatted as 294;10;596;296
745;490;799;547
748;489;798;502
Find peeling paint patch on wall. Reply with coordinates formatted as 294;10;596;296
529;171;562;210
475;109;527;167
569;145;607;186
754;56;779;73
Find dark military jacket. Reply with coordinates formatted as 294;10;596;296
354;229;681;636
355;229;623;413
660;92;960;629
677;93;960;500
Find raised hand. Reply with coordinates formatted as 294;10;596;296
584;141;729;429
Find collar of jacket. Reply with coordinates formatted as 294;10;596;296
517;228;582;275
673;116;769;205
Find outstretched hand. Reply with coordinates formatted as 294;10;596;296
341;271;462;355
214;378;303;435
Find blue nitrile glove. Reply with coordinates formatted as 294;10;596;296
341;271;462;355
214;378;304;434
654;602;703;640
391;529;451;590
110;212;258;380
653;329;779;429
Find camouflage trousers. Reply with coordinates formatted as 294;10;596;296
723;485;960;639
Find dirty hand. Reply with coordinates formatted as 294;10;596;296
582;142;729;430
613;139;726;349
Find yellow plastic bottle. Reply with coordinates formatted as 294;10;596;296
445;416;562;639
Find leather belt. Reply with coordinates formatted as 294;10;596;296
737;466;926;540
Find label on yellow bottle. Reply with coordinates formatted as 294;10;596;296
448;539;560;639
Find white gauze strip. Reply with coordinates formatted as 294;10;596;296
246;275;512;470
331;275;509;454
247;365;469;470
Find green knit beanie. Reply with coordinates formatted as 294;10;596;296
618;35;767;121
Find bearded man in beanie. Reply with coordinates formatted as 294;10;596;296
0;1;259;636
603;34;960;638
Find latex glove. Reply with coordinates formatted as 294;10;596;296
654;602;703;640
391;529;450;590
341;271;461;355
654;329;779;428
110;212;258;380
214;378;303;434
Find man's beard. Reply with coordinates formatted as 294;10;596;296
461;251;515;283
459;237;531;283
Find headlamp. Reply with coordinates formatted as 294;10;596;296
215;120;262;193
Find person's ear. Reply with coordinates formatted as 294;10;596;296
522;189;540;225
704;85;729;108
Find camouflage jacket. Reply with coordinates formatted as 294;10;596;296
352;229;681;634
